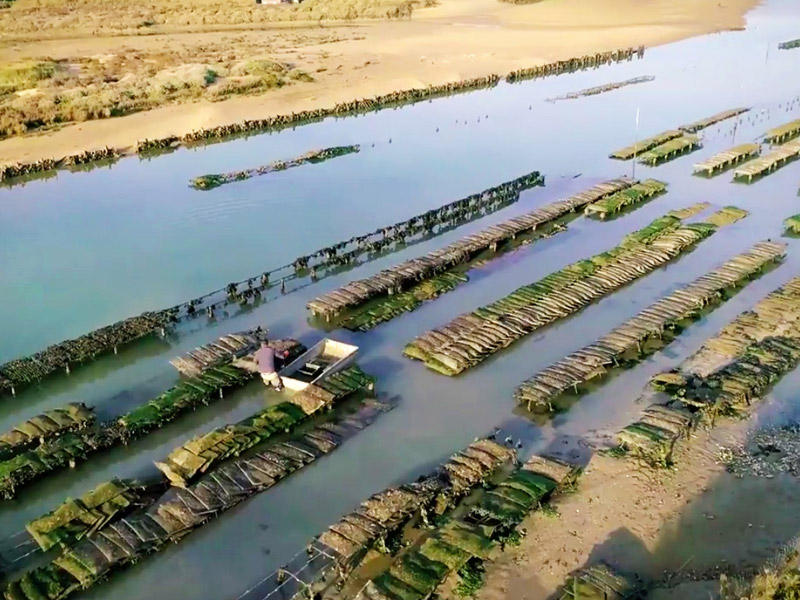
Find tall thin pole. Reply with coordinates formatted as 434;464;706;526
632;107;640;179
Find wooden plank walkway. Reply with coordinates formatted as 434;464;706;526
692;143;760;175
638;135;701;165
733;139;800;182
609;130;683;160
513;241;786;411
678;108;749;133
765;119;800;144
307;177;636;318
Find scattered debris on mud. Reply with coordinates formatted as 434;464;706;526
720;426;800;479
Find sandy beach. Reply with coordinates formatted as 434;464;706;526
0;0;759;164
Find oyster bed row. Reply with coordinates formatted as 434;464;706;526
189;145;360;190
354;454;578;600
0;404;95;461
693;143;761;176
514;240;786;411
154;364;376;486
7;362;375;568
734;139;800;182
583;179;666;219
545;76;654;103
25;479;148;553
785;214;800;233
404;207;745;376
309;177;636;320
765;118;800;144
0;340;303;499
3;391;392;600
617;276;800;466
0;148;120;185
239;439;578;600
609;106;750;162
637;134;701;166
686;117;800;182
678;107;750;133
0;313;170;396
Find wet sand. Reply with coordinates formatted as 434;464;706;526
478;414;800;599
0;0;759;164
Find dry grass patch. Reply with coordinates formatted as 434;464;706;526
1;0;431;37
0;51;313;137
0;61;59;96
0;0;427;138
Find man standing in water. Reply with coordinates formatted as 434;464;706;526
255;341;284;391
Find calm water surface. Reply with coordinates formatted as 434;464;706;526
1;1;800;599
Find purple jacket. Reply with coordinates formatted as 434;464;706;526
255;346;276;374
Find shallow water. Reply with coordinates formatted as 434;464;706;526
1;1;800;598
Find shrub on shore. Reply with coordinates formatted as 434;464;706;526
0;58;308;138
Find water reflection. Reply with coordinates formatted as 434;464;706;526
0;1;799;599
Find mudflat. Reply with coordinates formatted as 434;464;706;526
478;420;800;599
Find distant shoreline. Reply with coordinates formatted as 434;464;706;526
0;0;759;165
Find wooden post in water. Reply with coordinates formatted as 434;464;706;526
632;107;640;179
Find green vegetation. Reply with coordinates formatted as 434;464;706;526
119;364;253;435
785;214;800;234
455;559;486;597
720;550;800;600
26;479;140;550
341;272;468;331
